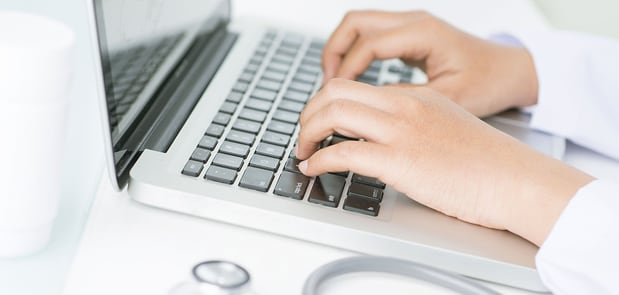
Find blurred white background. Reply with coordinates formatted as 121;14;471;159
537;0;619;39
0;0;616;294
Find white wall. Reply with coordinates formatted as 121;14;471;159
536;0;619;39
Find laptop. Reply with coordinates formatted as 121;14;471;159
87;0;564;291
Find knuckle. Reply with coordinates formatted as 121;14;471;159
413;86;436;97
419;14;442;31
333;141;356;159
342;10;361;23
409;10;431;18
322;78;345;96
327;99;350;115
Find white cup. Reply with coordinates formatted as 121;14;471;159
0;11;75;257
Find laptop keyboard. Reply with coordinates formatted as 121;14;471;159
181;30;389;217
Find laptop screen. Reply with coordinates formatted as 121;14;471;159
93;0;230;187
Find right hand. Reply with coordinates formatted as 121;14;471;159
321;10;539;117
296;79;594;246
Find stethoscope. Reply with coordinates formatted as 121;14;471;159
169;256;500;295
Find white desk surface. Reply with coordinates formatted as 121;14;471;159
2;0;618;294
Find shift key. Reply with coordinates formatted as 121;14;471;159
308;174;345;207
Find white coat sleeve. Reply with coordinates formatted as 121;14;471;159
535;180;619;294
505;31;619;294
516;30;619;160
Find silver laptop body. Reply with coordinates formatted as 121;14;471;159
87;0;565;292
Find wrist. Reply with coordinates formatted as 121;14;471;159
485;34;539;112
503;150;594;246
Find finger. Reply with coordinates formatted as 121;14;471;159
322;10;416;82
335;22;435;80
298;140;391;180
301;79;400;127
296;98;396;160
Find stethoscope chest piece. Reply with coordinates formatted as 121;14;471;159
170;260;252;295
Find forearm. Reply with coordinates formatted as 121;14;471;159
502;146;594;246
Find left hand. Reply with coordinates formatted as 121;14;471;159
321;10;539;117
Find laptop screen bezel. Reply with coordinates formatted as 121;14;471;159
87;0;232;191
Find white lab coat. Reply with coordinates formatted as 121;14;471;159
512;31;619;294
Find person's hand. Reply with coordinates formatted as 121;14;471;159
321;10;539;117
296;79;593;246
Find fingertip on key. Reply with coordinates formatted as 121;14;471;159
298;160;308;174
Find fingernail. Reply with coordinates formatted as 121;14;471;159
298;160;308;173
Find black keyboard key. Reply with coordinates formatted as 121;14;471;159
255;45;269;55
251;88;278;101
212;153;244;171
306;47;322;58
267;120;296;135
255;142;285;159
298;64;321;75
278;99;305;113
198;136;218;150
249;55;262;65
262;70;287;82
368;60;382;71
358;77;379;86
309;40;325;50
344;196;380;217
182;160;203;177
262;131;290;147
351;174;386;189
348;182;383;202
282;34;304;46
274;171;310;200
284;90;310;103
388;64;405;74
219;102;238;114
245;98;273;112
212;112;231;125
267;62;290;73
190;148;211;163
272;109;299;124
205;165;237;184
330;171;349;178
303;53;321;62
239;167;274;192
249;154;280;171
232;81;250;93
272;54;295;65
330;135;355;146
245;63;260;74
301;57;321;67
238;71;254;82
239;108;267;122
359;70;379;81
275;47;297;57
232;119;262;134
284;157;302;173
256;79;282;91
205;124;225;138
293;72;317;84
227;91;244;103
219;141;250;158
308;174;346;207
226;130;256;145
